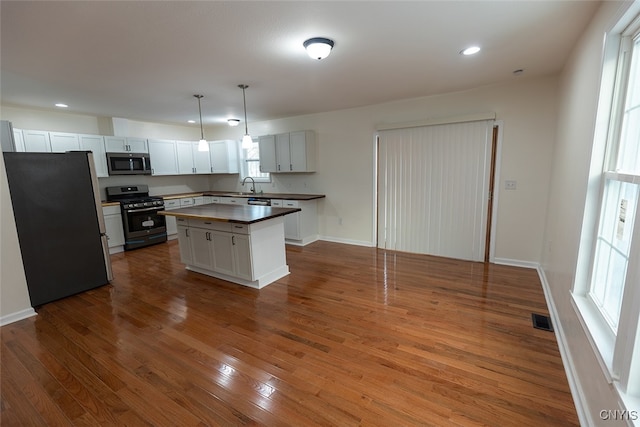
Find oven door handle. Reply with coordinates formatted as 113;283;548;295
126;206;164;213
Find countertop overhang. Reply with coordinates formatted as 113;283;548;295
159;203;301;225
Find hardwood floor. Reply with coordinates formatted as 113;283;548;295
1;240;578;426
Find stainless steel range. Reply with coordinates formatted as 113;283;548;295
106;184;167;250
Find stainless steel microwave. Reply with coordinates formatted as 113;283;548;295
106;152;151;175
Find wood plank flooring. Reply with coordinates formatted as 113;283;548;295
1;240;578;426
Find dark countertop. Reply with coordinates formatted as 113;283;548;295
160;191;325;201
159;204;301;224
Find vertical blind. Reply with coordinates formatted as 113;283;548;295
377;120;493;261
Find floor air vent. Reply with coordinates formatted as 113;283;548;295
531;313;553;332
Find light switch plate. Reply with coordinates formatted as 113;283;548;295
505;180;517;190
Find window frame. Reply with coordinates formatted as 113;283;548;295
572;9;640;413
239;137;270;184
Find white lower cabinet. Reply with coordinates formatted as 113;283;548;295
177;219;253;280
211;229;235;276
271;199;318;245
231;230;252;280
190;227;216;270
103;205;125;254
171;215;288;289
163;199;181;238
176;218;193;264
218;196;247;205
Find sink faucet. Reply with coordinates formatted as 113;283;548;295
241;176;256;193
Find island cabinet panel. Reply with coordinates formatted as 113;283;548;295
176;219;193;264
211;230;235;276
232;233;252;280
165;209;291;289
190;227;216;270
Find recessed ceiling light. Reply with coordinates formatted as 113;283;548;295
55;103;68;108
460;46;481;56
227;119;240;127
187;120;196;124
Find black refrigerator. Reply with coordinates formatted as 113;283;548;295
3;151;112;307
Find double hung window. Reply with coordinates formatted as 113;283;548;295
240;138;270;183
574;11;640;410
589;33;640;334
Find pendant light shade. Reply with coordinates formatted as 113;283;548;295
239;84;253;149
194;94;209;152
303;37;334;60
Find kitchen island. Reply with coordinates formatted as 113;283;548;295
160;204;300;289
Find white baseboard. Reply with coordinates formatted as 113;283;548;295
0;307;36;326
318;236;374;247
492;257;539;269
536;266;593;427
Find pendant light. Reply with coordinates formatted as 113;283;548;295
239;84;253;149
194;94;209;152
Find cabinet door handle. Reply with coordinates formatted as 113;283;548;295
232;235;235;245
206;232;211;241
185;229;190;237
277;164;280;171
290;164;293;171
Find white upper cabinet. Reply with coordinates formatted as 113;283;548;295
12;129;26;152
289;130;316;172
176;141;211;175
176;141;195;174
79;134;108;177
104;136;127;152
275;133;291;172
209;140;239;174
104;136;148;153
22;130;51;152
258;131;316;173
258;135;277;173
192;143;212;174
126;137;148;153
148;139;179;175
49;132;80;152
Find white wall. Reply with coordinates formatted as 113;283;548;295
212;75;559;260
0;151;36;325
541;1;635;425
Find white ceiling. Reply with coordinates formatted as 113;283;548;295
1;1;600;128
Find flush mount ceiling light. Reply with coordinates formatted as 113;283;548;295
227;118;240;127
460;46;481;56
239;84;253;149
303;37;334;60
194;94;209;152
55;103;68;108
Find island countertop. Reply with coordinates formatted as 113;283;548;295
159;203;301;225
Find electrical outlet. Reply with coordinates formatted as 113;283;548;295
505;180;517;190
